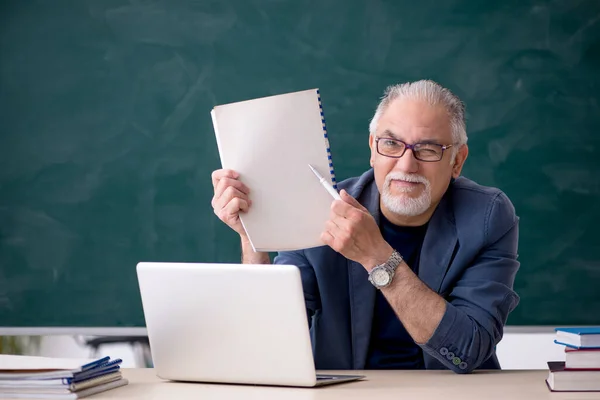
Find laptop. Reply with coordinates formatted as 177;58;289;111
136;262;364;387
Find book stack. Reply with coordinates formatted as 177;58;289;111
546;327;600;392
0;354;128;399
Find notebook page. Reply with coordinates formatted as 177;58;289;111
0;355;99;372
211;89;336;251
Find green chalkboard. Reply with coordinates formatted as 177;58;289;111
1;0;599;327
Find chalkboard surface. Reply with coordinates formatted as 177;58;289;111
1;0;599;326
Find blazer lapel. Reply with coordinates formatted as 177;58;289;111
347;177;380;369
418;191;458;294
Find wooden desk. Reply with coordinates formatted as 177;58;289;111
56;368;600;399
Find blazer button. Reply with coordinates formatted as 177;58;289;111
446;352;455;360
452;357;461;365
459;362;468;370
440;347;448;356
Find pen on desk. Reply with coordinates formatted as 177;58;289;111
308;164;342;200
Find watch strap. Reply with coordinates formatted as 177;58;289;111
386;250;403;272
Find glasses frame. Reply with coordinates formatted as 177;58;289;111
374;137;454;162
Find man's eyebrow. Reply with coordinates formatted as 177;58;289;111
380;130;443;145
381;129;401;140
418;138;443;145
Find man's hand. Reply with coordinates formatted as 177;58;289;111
211;169;270;264
320;190;393;270
211;169;252;237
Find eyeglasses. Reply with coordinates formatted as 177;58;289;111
374;137;454;162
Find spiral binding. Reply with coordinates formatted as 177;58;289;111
316;89;337;190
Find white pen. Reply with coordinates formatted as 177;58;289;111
308;164;342;200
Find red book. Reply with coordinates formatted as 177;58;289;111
565;347;600;370
546;361;600;392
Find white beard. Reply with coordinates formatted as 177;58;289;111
381;171;432;217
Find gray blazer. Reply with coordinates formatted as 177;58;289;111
274;169;520;373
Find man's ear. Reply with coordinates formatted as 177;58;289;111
452;145;469;178
369;134;375;167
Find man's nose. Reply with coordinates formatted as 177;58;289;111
395;148;420;173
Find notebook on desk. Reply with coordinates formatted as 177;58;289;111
0;355;128;399
136;262;364;387
211;89;338;252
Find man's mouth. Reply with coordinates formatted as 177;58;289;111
390;179;421;188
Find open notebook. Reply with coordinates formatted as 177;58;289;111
211;89;338;251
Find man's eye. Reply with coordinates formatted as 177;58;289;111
417;148;438;155
383;140;401;147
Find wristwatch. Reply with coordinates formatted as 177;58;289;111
368;250;403;289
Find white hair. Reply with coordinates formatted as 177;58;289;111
369;80;468;153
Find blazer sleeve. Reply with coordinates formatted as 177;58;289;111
419;191;521;373
273;250;321;327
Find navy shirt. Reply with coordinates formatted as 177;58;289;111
365;212;428;369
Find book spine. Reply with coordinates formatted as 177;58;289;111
316;89;337;190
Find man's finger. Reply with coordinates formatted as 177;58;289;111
211;169;239;188
331;199;365;223
218;197;249;223
328;213;353;233
330;199;352;218
214;177;250;202
340;189;368;212
213;185;251;211
324;219;352;245
325;219;341;233
224;197;250;215
320;231;335;247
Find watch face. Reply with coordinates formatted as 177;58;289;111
372;267;390;286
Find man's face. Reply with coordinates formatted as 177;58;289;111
369;98;468;221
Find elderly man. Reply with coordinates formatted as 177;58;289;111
210;80;520;373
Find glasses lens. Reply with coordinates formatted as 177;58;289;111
414;144;443;161
378;139;405;157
